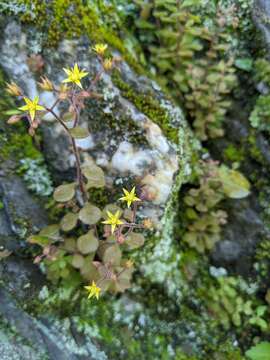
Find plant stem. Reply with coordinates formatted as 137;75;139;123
46;107;87;202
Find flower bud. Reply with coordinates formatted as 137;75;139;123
28;127;35;136
92;43;108;56
103;58;113;71
143;218;153;229
125;260;134;268
58;84;69;99
7;114;21;124
6;81;22;96
117;234;125;244
38;76;54;91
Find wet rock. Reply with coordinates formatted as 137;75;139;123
0;176;47;238
211;196;265;275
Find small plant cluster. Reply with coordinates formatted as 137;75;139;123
182;160;250;253
206;276;268;332
132;0;238;140
6;44;147;299
249;59;270;132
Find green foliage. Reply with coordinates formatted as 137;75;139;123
29;160;144;294
207;277;253;329
248;306;268;331
249;59;270;132
182;161;250;253
249;95;270;132
131;0;238;140
254;239;270;288
254;59;270;87
246;342;270;360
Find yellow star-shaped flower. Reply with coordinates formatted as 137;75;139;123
62;63;88;88
19;96;45;121
119;187;141;208
92;43;108;56
102;210;124;234
84;281;101;300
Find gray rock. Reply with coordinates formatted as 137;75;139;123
0;176;47;238
0;286;107;360
211;196;265;275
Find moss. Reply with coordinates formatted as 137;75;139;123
0;126;40;162
111;70;179;144
85;98;148;147
0;67;40;163
88;187;111;209
15;0;143;74
247;132;265;164
224;144;245;163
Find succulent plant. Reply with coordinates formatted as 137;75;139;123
7;52;147;299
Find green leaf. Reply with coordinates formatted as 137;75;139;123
71;254;85;269
218;166;250;199
63;237;77;252
80;257;99;281
53;183;76;202
62;112;75;122
126;233;145;250
28;235;51;246
235;58;253;72
38;224;61;243
69;127;89;139
79;203;101;225
77;230;99;254
82;165;105;188
103;244;122;266
246;342;270;360
60;212;78;232
4;109;22;115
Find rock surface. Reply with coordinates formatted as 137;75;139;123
0;16;193;359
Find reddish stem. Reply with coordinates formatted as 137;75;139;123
46;107;87;202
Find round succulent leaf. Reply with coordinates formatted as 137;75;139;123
63;237;77;252
99;279;114;292
125;233;145;250
39;224;60;240
113;278;131;292
102;244;122;266
63;112;75;122
82;165;105;189
102;204;122;218
79;203;101;225
71;254;85;269
60;268;70;278
77;230;99;254
60;212;78;232
69;127;89;139
80;259;99;281
53;183;76;202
